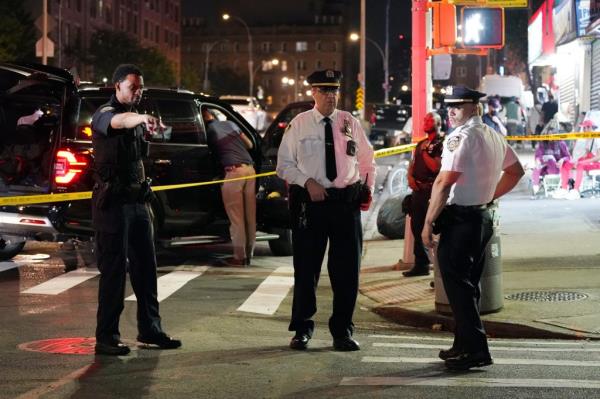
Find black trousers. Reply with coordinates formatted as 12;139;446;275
410;189;432;267
95;203;163;343
288;190;362;339
437;205;493;354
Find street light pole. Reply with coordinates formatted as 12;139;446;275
359;0;366;120
384;0;390;104
222;13;253;98
203;41;223;92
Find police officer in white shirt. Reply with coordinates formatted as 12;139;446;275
277;69;376;352
422;86;524;370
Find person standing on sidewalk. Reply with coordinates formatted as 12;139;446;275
277;69;376;352
403;112;443;277
203;107;256;266
421;85;524;370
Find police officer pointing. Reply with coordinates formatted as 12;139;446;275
91;64;181;355
422;86;524;370
277;70;376;351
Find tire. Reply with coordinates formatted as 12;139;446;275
268;228;293;256
0;240;26;261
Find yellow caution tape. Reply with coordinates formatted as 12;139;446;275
1;143;417;207
505;131;600;141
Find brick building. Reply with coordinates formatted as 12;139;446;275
25;0;181;81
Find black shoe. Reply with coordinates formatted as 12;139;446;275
333;336;360;351
95;340;131;356
290;333;310;350
402;265;430;277
137;333;182;349
438;347;462;360
445;351;493;370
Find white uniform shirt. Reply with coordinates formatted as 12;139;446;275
276;107;376;190
441;115;519;206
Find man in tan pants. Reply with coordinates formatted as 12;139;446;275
203;108;256;266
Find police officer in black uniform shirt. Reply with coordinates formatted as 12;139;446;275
422;86;524;370
91;64;181;356
277;70;376;351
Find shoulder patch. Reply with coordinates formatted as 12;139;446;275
447;136;462;152
99;106;115;113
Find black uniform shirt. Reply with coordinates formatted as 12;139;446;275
413;135;443;183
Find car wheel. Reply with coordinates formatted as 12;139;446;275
0;239;26;261
268;228;293;256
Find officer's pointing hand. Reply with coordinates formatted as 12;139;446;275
422;222;434;248
141;114;166;133
305;178;328;202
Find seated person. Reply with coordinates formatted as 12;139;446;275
531;140;570;195
554;119;600;199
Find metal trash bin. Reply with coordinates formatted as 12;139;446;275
434;202;503;315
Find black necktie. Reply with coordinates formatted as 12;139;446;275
323;117;337;181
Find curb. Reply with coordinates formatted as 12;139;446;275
373;305;598;340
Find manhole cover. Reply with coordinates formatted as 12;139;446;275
505;291;588;302
19;337;97;355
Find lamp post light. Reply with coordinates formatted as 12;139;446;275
350;33;390;104
222;13;253;98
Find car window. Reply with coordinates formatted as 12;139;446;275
154;99;202;144
77;97;106;140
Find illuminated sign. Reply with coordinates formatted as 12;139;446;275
450;0;528;7
460;7;505;48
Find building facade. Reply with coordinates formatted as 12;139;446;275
182;16;349;113
25;0;181;81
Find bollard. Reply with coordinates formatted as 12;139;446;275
434;202;503;315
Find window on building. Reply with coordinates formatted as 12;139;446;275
316;41;322;51
76;0;82;12
143;20;148;39
175;34;178;48
155;26;159;43
297;59;306;71
219;42;227;52
164;30;169;44
90;1;97;18
332;41;339;52
333;61;338;70
175;6;179;22
233;42;239;52
105;4;112;24
281;60;288;72
281;42;287;52
261;42;272;53
75;26;82;49
316;60;322;69
133;15;138;34
64;23;70;46
295;41;307;52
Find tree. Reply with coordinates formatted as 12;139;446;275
82;30;175;86
180;63;202;92
0;0;36;62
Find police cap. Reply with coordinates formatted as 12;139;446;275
444;85;486;105
307;69;343;88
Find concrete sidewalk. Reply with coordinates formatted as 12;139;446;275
359;152;600;340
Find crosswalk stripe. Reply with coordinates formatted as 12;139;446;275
126;266;209;302
0;262;21;273
237;266;294;315
339;377;600;388
373;342;600;352
362;356;600;367
22;269;100;295
369;334;600;346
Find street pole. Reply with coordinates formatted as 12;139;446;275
412;0;427;141
223;14;253;97
203;41;220;92
384;0;390;104
42;0;48;65
359;0;366;120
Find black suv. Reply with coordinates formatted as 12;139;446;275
0;63;291;262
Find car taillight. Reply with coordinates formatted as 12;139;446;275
277;122;287;129
54;149;88;185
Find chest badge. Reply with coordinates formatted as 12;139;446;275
447;136;462;152
341;118;352;138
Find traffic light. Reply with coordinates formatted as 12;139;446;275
431;2;456;48
460;7;504;49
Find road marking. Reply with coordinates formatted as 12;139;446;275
22;269;100;295
373;342;600;352
362;356;600;367
237;266;294;315
0;261;21;272
369;334;600;346
126;266;209;302
340;376;600;388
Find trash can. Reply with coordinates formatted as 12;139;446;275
434;202;503;315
